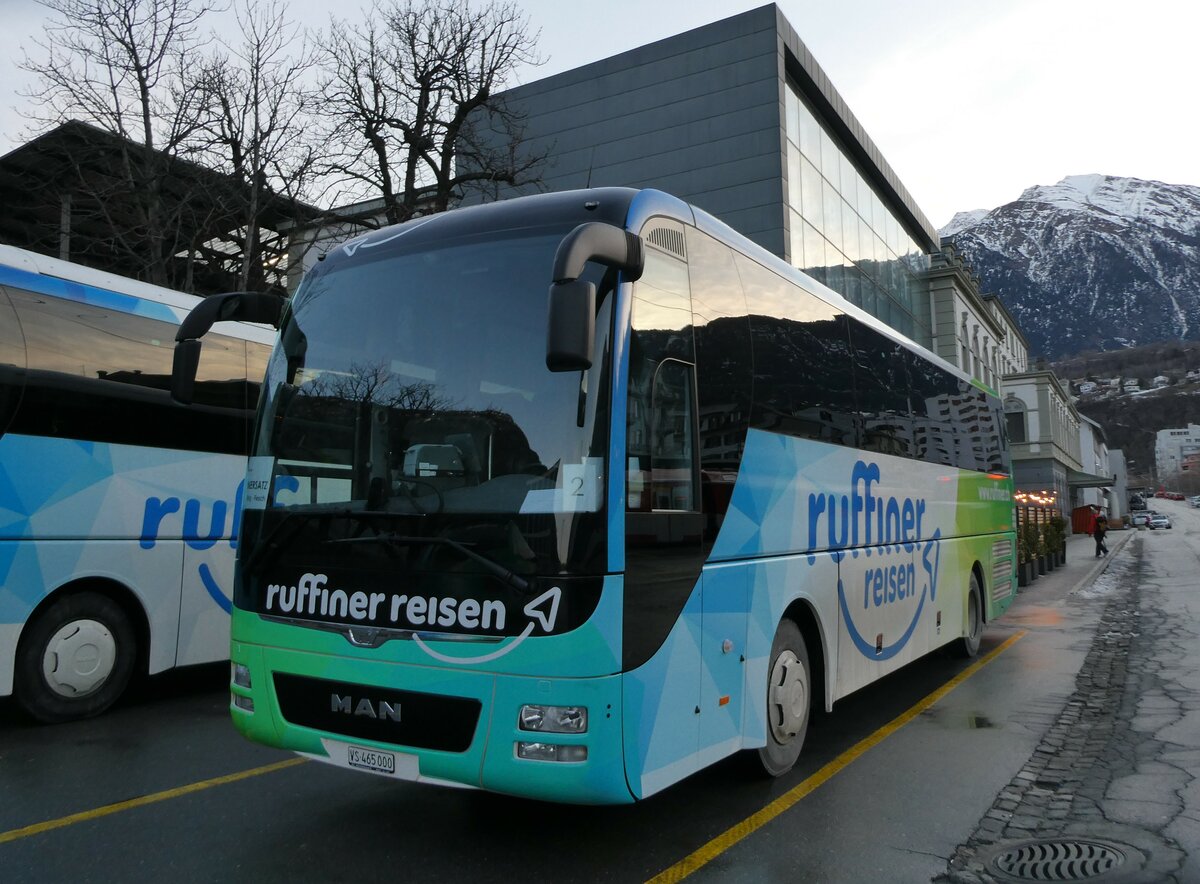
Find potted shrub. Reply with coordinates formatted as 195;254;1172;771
1017;526;1034;587
1025;522;1046;577
1046;516;1066;567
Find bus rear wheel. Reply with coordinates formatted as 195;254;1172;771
14;591;136;723
953;574;983;659
755;619;810;777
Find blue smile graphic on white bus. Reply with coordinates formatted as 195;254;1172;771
139;482;247;614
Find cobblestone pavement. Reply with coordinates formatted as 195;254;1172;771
938;532;1198;883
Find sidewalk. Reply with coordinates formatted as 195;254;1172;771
946;520;1199;882
1018;523;1133;598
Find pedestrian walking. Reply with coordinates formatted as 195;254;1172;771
1092;514;1108;557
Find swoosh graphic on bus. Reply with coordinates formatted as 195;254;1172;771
410;587;561;664
837;529;941;661
837;578;927;661
413;623;535;664
199;563;233;614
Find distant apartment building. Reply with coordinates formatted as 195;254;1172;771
1156;424;1200;485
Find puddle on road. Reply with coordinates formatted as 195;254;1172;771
1002;605;1064;627
919;708;996;729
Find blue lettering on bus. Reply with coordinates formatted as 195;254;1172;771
140;481;243;551
138;474;303;611
806;460;926;555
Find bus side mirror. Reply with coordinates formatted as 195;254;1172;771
545;222;642;373
172;291;285;404
546;279;596;372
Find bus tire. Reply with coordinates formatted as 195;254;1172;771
13;591;136;723
953;574;983;659
755;619;810;777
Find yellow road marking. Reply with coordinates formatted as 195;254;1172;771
647;631;1026;883
0;757;307;845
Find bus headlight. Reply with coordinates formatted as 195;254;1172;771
519;704;587;733
232;694;255;713
516;742;588;762
232;663;252;688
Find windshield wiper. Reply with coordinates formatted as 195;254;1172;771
327;533;531;593
242;505;408;576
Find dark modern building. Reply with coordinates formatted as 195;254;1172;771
485;3;940;347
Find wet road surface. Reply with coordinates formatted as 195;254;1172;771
3;506;1197;882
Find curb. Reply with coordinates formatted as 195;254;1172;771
1064;529;1133;595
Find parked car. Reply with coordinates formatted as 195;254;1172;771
1132;513;1151;527
1148;514;1173;529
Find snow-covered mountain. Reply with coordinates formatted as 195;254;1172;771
941;174;1200;359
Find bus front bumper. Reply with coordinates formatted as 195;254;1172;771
228;640;633;805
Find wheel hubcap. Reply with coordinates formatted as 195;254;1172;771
768;649;807;743
42;619;117;698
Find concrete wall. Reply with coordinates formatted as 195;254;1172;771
483;5;787;254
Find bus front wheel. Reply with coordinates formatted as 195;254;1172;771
756;619;810;777
953;574;984;659
14;591;136;723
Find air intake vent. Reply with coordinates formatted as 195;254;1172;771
646;227;686;259
992;539;1015;601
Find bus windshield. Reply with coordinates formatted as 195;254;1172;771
250;226;613;575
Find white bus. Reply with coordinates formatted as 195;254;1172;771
0;244;274;721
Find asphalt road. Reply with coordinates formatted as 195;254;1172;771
2;507;1196;883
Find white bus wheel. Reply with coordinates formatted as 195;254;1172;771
14;592;137;723
756;619;810;777
953;575;984;659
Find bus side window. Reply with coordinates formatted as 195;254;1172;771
847;324;914;458
5;285;245;454
736;254;857;447
0;286;26;438
906;348;958;469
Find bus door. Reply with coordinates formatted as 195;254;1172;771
622;224;706;794
686;226;754;758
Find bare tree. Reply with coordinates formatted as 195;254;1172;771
19;0;216;286
317;0;544;227
188;0;321;291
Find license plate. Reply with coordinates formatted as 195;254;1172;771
347;745;396;774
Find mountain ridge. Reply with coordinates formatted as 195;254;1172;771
941;174;1200;359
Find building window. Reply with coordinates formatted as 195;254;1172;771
1004;400;1027;443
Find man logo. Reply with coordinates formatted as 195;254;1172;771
331;693;402;722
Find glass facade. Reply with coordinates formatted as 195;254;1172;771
783;80;932;348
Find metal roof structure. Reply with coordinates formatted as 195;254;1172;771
0;120;319;295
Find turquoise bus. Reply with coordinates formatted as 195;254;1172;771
174;188;1015;803
0;244;273;722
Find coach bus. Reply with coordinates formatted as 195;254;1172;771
173;188;1015;803
0;245;274;722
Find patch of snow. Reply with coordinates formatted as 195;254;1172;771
940;209;990;238
1074;549;1135;599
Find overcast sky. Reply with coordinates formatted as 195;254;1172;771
1;0;1196;228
